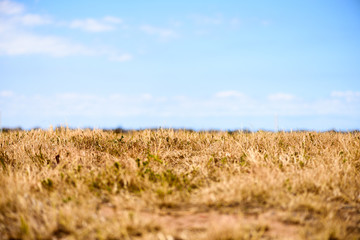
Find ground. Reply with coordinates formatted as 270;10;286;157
0;129;359;239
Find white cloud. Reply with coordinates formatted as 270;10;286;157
191;14;223;25
0;31;94;56
69;16;123;32
0;2;130;60
103;16;123;24
70;18;115;32
13;14;52;26
0;0;24;15
141;93;153;100
331;91;360;102
0;2;94;57
0;27;131;60
140;24;178;40
109;53;133;62
215;90;246;98
0;5;131;60
1;91;359;129
268;93;295;101
0;90;14;97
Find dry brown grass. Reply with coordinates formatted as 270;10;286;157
0;128;359;240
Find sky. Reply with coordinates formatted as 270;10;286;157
0;0;360;131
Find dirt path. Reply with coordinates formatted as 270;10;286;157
99;205;301;239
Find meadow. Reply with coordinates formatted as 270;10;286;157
0;128;359;240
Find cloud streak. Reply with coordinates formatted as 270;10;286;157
140;24;178;40
0;0;23;15
0;31;94;56
12;13;52;26
1;90;358;130
191;14;223;25
0;1;131;60
1;91;358;121
331;91;360;102
109;53;133;62
268;93;296;101
0;90;14;97
69;16;123;32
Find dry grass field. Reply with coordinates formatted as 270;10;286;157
0;128;359;240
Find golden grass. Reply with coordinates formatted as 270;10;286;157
0;128;359;240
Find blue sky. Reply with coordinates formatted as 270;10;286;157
0;0;359;131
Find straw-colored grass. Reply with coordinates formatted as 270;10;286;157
0;128;359;239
